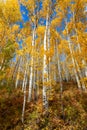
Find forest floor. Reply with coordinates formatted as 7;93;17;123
0;81;87;130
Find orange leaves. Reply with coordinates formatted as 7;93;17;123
41;45;54;59
16;50;24;56
37;26;45;37
51;17;63;27
70;35;78;44
50;29;60;42
77;31;87;56
21;0;35;12
67;22;74;33
57;0;70;11
43;0;52;12
2;0;21;23
14;42;19;49
40;47;54;59
11;25;19;33
43;80;51;87
58;39;69;54
25;36;32;46
20;27;31;38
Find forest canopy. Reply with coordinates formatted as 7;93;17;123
0;0;87;130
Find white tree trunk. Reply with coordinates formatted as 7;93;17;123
28;58;33;102
73;11;87;78
56;41;64;114
65;19;81;89
62;62;69;82
15;56;22;88
22;63;28;128
22;67;27;91
28;27;35;102
43;14;49;110
33;65;37;101
75;59;86;90
82;60;87;77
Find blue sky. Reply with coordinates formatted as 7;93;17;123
19;1;73;31
16;1;73;52
13;1;87;62
20;4;29;22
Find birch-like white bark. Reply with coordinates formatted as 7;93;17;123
21;63;28;128
33;65;37;101
28;57;33;102
22;67;27;91
43;13;49;110
54;43;58;82
56;40;64;115
73;11;87;78
65;19;81;89
47;19;51;98
75;59;86;90
28;27;35;102
12;58;20;80
15;56;22;88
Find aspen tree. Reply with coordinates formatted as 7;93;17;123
22;0;41;102
43;13;49;109
0;0;21;84
65;18;82;89
15;56;22;88
56;39;64;116
22;62;28;129
42;0;52;110
68;1;87;89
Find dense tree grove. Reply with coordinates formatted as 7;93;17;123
0;0;87;129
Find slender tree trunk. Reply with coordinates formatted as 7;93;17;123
28;27;35;102
54;43;57;82
62;62;69;82
22;63;28;129
56;40;64;116
75;29;87;78
12;57;20;80
15;56;22;88
65;19;81;89
37;69;39;99
28;57;33;102
43;13;49;110
82;60;87;77
33;65;37;101
77;38;87;78
73;11;87;77
47;18;51;98
22;66;27;91
75;59;86;90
